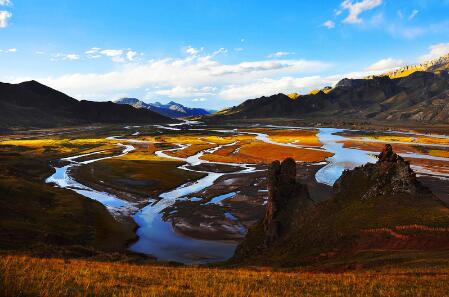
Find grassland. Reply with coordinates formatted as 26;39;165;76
2;255;449;297
202;140;331;164
0;133;136;254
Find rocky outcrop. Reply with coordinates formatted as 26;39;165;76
264;158;311;243
334;144;433;200
231;158;312;262
231;147;448;267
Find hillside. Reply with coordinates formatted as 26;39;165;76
378;53;449;79
0;81;174;129
231;145;449;267
115;98;214;118
207;56;449;125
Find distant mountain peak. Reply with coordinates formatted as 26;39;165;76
115;98;214;118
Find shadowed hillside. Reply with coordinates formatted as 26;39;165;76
232;145;449;268
207;55;449;125
0;81;175;129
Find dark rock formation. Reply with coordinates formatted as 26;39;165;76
230;147;449;267
334;144;433;200
264;158;309;243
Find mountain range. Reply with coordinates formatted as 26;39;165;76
115;98;215;118
0;81;174;129
206;53;449;125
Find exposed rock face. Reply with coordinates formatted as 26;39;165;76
263;158;311;244
334;144;432;200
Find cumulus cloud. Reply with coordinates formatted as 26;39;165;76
341;0;383;24
419;43;449;62
268;51;295;58
218;76;334;100
323;20;335;29
126;50;137;61
0;11;12;28
186;46;203;56
365;58;405;71
35;49;329;101
0;0;11;5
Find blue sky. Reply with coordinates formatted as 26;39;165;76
1;0;449;109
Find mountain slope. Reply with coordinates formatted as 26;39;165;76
0;81;174;129
232;145;449;267
115;98;214;118
207;60;449;124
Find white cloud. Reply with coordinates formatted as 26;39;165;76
186;46;202;56
323;20;335;29
365;58;405;71
126;50;137;61
219;76;337;100
66;54;79;60
419;43;449;62
234;47;244;52
85;47;138;62
192;98;207;102
35;49;329;101
212;48;227;56
0;48;16;53
0;11;12;28
408;9;419;20
268;51;295;58
154;86;217;98
0;0;11;6
341;0;383;24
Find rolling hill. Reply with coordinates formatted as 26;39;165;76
0;81;174;129
115;98;215;118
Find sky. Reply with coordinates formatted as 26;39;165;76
1;0;449;109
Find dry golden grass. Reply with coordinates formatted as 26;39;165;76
1;255;449;297
0;138;120;157
166;143;217;159
340;140;427;155
202;140;331;164
363;135;449;146
429;149;449;158
266;129;322;147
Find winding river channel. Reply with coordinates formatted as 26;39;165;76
46;124;449;264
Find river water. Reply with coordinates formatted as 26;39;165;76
46;124;449;263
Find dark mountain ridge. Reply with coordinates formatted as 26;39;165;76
115;97;214;118
208;70;449;124
0;81;174;129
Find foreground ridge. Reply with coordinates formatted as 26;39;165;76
232;145;449;267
